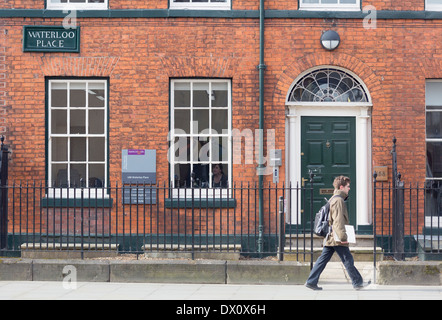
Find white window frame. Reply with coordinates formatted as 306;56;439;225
47;0;108;10
169;0;231;11
425;80;442;226
48;79;108;198
170;79;232;198
299;0;360;11
426;0;442;11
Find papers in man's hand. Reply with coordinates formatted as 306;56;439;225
334;225;356;244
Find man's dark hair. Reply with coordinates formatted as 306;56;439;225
333;176;351;190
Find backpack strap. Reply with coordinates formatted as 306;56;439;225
327;195;339;225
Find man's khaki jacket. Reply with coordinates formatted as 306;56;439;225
324;190;349;247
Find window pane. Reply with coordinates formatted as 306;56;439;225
174;83;191;108
193;83;209;108
52;164;68;187
425;180;442;217
52;137;68;161
212;109;228;134
302;0;320;3
89;137;105;161
51;83;67;108
426;111;442;139
427;141;442;178
426;82;442;107
88;83;105;108
195;137;210;162
193;109;209;132
212;137;228;162
70;164;85;186
428;0;442;4
89;110;105;134
70;137;86;161
212;82;228;108
89;164;104;187
174;137;190;162
212;163;228;188
322;0;338;3
193;163;209;187
70;109;86;134
70;83;86;108
340;0;356;3
175;163;191;187
174;109;190;133
51;109;67;134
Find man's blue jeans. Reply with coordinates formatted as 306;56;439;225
306;246;363;287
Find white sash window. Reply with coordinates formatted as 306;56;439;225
170;0;230;10
47;0;108;10
48;79;108;197
427;0;442;11
170;79;231;195
299;0;360;11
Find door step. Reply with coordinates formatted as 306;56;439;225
282;233;382;261
281;246;383;262
285;233;375;248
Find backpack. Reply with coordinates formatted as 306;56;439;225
313;195;338;237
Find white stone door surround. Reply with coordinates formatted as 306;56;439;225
285;66;373;230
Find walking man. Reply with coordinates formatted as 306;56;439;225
305;175;370;290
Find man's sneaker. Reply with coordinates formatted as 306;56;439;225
354;280;371;290
305;283;323;291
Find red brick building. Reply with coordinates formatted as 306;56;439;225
0;0;441;254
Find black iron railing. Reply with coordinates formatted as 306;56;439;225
0;180;317;261
373;176;442;261
373;138;442;261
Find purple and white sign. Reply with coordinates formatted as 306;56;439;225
127;149;145;156
122;149;156;204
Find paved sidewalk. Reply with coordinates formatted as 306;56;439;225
0;281;440;300
0;261;440;301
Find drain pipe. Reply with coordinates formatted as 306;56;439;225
257;0;266;256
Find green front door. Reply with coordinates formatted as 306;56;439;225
301;116;356;231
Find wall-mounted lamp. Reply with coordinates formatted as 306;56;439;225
320;30;340;51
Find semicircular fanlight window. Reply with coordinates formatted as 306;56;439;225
288;68;369;103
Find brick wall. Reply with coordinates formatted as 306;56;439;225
3;16;436;185
4;17;263;185
2;5;440;236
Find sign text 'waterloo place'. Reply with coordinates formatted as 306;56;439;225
23;26;80;53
